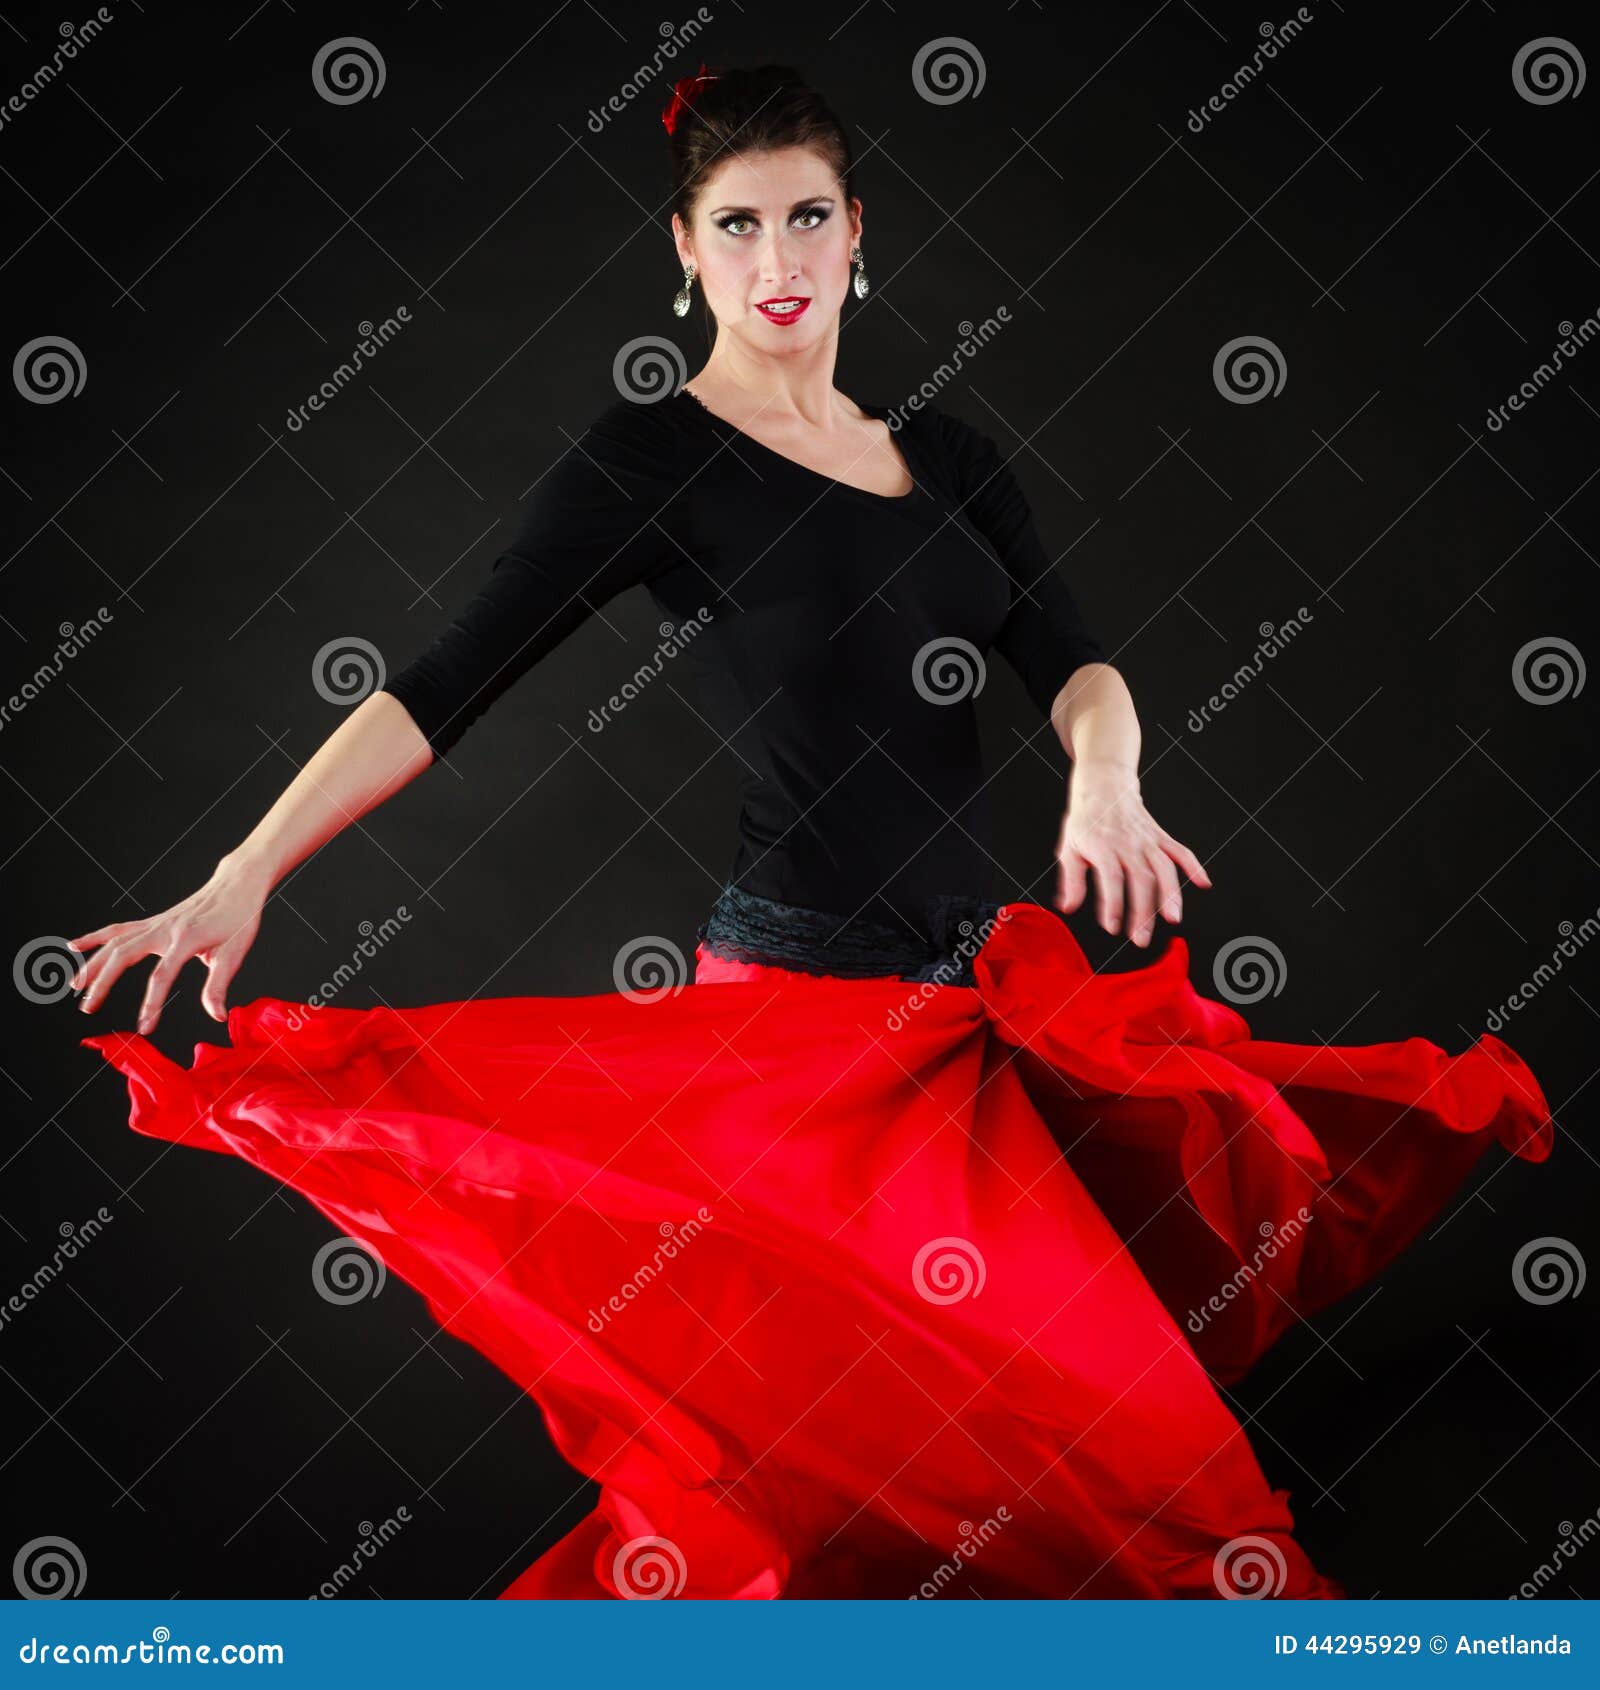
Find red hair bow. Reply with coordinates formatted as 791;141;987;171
662;62;715;136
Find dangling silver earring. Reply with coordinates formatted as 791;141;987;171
850;245;869;299
672;261;698;318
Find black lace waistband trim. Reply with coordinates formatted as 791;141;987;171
695;882;1009;987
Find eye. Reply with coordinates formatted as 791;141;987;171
719;214;754;236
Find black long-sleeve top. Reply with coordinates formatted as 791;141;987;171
381;387;1105;940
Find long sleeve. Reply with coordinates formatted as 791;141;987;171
934;410;1105;716
382;398;687;760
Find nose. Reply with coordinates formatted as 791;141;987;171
756;226;803;288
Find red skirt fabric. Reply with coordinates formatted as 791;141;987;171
80;902;1551;1600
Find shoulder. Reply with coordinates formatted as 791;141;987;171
582;391;690;456
886;401;1002;494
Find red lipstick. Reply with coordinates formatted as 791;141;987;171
754;296;811;326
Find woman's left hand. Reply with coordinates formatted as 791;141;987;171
1053;759;1212;947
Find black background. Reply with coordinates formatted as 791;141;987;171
4;0;1597;1599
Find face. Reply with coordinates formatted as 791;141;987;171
673;145;861;348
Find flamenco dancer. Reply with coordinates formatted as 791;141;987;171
77;64;1551;1600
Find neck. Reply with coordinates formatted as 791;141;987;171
694;327;848;425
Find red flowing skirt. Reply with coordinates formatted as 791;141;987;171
81;902;1551;1600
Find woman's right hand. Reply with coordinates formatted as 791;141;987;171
70;854;271;1035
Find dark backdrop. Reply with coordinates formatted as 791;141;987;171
4;0;1596;1599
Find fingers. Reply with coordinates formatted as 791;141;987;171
1092;853;1125;939
1149;848;1184;928
201;933;250;1023
1160;830;1212;888
1124;854;1159;948
136;944;190;1036
77;934;155;1016
1055;849;1089;914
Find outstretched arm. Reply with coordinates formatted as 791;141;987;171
1047;663;1211;947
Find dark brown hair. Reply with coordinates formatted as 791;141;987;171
665;63;856;331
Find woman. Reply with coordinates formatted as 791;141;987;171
77;64;1551;1600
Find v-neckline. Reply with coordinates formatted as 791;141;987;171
675;385;922;505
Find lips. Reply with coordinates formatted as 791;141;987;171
754;296;811;326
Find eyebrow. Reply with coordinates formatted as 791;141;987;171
706;195;835;217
